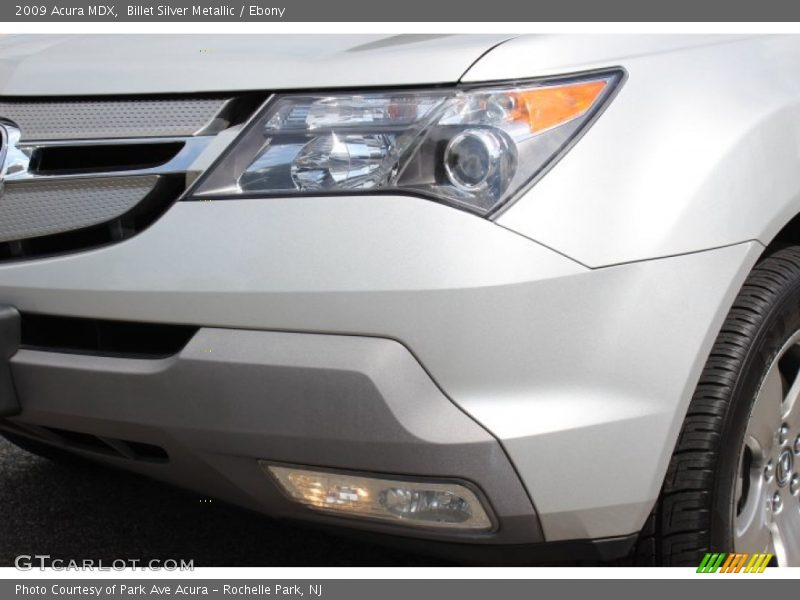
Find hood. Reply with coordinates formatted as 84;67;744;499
0;34;515;96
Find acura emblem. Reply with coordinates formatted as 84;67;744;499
0;120;27;194
0;122;7;192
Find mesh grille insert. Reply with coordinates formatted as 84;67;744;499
0;97;229;141
0;176;184;261
0;176;159;243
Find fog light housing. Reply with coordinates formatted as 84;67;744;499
262;463;493;531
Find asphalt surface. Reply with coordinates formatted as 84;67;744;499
0;436;446;567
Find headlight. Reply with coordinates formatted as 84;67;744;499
191;70;623;216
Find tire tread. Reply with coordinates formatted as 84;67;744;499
636;246;800;565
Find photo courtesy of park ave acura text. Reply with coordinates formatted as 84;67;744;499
0;32;799;570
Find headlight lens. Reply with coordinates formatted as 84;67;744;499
192;71;622;215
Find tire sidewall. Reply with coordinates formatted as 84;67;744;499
711;270;800;552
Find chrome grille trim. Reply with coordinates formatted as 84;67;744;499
2;136;213;183
0;176;159;243
0;97;232;141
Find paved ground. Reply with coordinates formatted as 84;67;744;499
0;436;445;567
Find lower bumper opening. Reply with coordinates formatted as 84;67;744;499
0;419;169;463
19;312;198;359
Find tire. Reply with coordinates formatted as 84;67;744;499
1;431;88;466
635;246;800;566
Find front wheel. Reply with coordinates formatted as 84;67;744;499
637;246;800;566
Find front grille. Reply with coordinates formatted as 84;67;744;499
0;176;183;260
0;94;265;261
33;141;184;174
0;97;231;141
0;176;158;242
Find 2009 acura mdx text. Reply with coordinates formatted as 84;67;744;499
0;34;798;566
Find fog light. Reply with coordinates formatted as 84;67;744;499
262;463;493;531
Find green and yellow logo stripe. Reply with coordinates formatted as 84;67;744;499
697;552;773;573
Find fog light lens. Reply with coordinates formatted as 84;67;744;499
262;463;493;531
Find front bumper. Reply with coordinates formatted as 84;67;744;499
0;194;763;547
1;328;540;545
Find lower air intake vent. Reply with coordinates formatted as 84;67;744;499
20;313;198;359
0;421;169;463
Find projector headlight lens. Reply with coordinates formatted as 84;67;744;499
263;463;494;531
443;128;514;193
192;71;622;215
